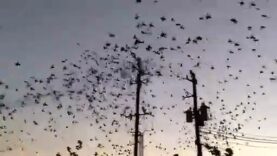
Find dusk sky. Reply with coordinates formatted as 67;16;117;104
1;0;277;156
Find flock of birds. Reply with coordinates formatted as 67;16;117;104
0;0;276;155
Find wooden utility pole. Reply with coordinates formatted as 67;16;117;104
190;70;203;156
125;57;152;156
134;58;142;156
185;70;203;156
138;132;144;156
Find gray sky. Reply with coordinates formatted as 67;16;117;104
1;0;277;155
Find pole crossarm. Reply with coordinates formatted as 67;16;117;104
182;95;193;99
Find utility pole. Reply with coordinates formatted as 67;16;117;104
119;57;152;156
185;70;208;156
138;131;144;156
190;71;202;156
134;58;142;156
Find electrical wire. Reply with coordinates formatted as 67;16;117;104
201;130;277;144
228;141;277;149
202;127;277;139
201;128;277;142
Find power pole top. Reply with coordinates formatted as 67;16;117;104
190;70;197;84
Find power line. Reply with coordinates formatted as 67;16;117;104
228;136;277;144
232;134;277;142
205;140;277;149
202;127;277;139
227;141;277;149
201;128;277;140
231;132;277;139
201;130;277;144
201;130;277;143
